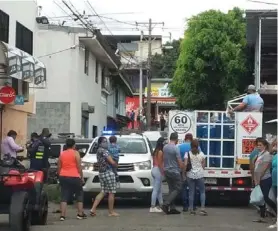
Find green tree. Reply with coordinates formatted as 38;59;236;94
151;39;180;79
170;8;253;110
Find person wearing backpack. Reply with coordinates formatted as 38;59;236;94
184;139;207;215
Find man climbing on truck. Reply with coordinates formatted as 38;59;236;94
229;84;264;112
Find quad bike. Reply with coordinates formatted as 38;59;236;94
0;156;48;231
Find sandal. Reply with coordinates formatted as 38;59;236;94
90;211;96;217
108;212;119;217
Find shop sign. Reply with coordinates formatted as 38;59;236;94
0;86;16;104
144;84;172;97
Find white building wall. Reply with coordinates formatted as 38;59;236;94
35;28;105;136
0;1;38;48
107;87;126;117
120;39;162;64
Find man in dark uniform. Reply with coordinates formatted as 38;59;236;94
28;128;51;181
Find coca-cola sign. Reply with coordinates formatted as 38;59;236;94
0;86;16;104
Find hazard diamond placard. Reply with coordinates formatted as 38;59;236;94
240;115;259;135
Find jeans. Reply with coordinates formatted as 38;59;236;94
259;177;277;218
164;171;182;209
151;167;163;207
187;177;206;210
182;179;197;209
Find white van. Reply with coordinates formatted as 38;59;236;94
143;131;168;151
82;132;153;200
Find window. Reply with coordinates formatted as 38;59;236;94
101;67;105;88
89;137;147;154
115;88;119;108
84;48;89;75
16;22;33;55
0;9;9;43
95;60;99;83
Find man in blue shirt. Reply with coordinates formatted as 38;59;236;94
179;133;199;211
231;85;264;112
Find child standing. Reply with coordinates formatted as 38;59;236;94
108;136;120;188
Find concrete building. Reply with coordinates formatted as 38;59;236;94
246;9;277;135
0;1;46;145
105;35;162;94
27;25;133;137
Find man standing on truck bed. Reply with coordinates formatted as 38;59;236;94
162;132;183;215
230;85;264;112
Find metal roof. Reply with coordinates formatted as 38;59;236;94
245;9;277;46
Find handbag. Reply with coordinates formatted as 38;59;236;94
186;152;192;172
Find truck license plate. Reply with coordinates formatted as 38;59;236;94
205;178;217;184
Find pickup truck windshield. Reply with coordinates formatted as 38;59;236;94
89;137;148;154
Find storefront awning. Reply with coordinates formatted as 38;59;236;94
0;41;46;87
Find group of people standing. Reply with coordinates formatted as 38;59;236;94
249;137;277;228
150;132;207;215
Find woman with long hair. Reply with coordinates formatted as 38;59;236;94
253;138;276;223
149;137;165;212
90;136;119;217
184;139;207;215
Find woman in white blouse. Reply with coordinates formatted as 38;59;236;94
184;139;207;215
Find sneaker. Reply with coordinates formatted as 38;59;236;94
77;213;87;220
168;209;181;214
190;210;196;215
60;216;65;221
183;207;188;212
149;207;163;213
199;210;208;216
268;222;277;229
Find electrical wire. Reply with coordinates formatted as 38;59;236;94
59;0;135;65
246;0;278;5
85;0;140;64
37;47;77;58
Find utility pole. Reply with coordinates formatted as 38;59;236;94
136;19;164;130
139;31;143;117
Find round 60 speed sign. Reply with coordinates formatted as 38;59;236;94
170;112;192;134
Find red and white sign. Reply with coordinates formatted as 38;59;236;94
240;115;259;134
236;112;262;159
0;86;16;104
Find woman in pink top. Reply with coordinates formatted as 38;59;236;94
150;137;165;213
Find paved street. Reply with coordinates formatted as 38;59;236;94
0;200;274;231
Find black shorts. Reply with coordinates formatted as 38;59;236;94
59;176;83;202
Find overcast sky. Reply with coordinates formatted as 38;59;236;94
36;0;277;41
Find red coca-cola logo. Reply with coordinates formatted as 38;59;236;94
0;86;16;104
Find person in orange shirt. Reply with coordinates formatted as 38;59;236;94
57;138;86;221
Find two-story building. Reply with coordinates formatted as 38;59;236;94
27;25;133;137
0;1;46;145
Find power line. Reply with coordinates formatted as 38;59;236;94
85;0;140;64
38;46;78;58
246;0;278;5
